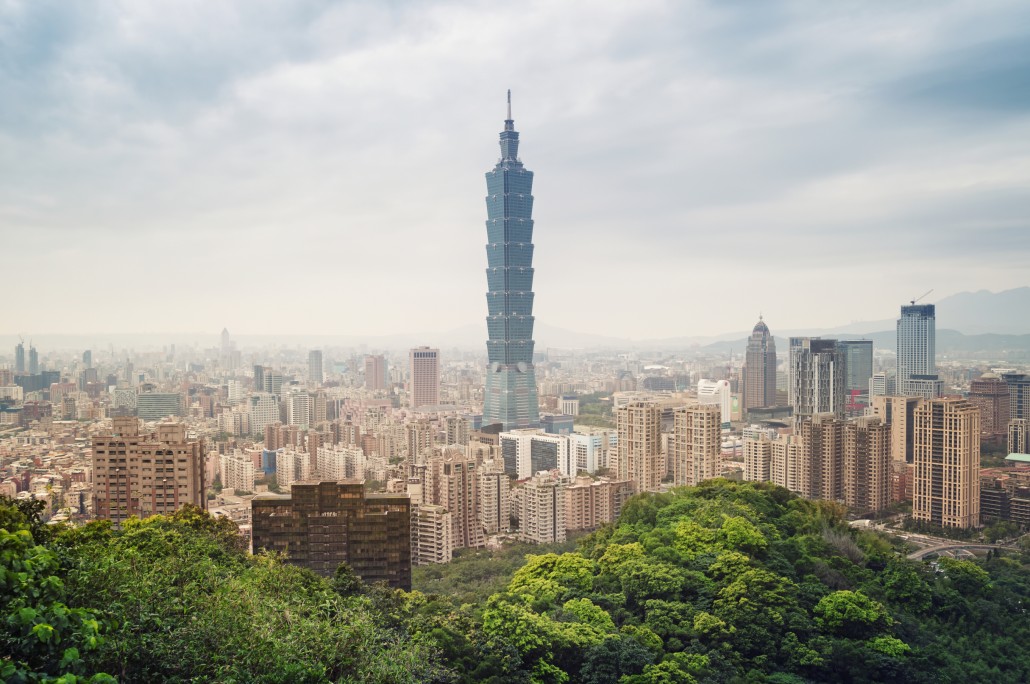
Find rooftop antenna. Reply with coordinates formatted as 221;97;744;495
507;89;512;120
910;288;933;305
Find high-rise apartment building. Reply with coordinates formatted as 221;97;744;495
799;413;844;502
968;373;1010;437
409;347;440;408
843;416;891;515
482;92;540;431
479;467;511;535
564;476;635;532
248;393;280;437
411;504;453;565
912;398;980;529
275;449;312;491
317;445;365;481
870;395;922;464
744;316;777;410
308;350;323;385
789;338;846;425
896;304;942;399
251;481;411;588
92;417;207;527
364;355;387;392
444;415;470;447
518;472;566;544
670;403;722;486
429;450;486;550
219;450;256;492
616;401;662;492
287;392;311;429
840;339;873;416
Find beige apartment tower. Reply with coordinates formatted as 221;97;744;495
429;449;486;550
92;417;206;528
670;403;722;486
616;401;663;492
843;416;891;515
870;395;922;464
408;347;440;408
912;398;980;529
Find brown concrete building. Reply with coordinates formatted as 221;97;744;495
913;398;980;529
251;481;411;589
428;449;486;550
968;374;1010;437
92;416;207;528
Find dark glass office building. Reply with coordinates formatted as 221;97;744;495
483;92;540;430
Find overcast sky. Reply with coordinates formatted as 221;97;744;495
2;0;1028;341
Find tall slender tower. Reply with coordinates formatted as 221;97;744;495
483;91;540;429
744;316;777;410
897;304;942;398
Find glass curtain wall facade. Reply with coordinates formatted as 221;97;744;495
483;92;540;430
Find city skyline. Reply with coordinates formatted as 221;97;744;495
2;1;1029;340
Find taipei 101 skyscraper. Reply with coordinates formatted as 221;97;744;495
482;91;540;430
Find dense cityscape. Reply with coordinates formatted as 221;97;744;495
4;2;1030;682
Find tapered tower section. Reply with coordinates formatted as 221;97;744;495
483;92;540;430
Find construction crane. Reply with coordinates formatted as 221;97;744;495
910;289;933;306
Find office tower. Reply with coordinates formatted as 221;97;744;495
869;371;896;398
308;350;323;385
560;396;580;416
220;327;231;356
136;392;182;421
616;401;662;492
0;369;13;386
14;342;25;373
479;467;510;535
429;451;486;550
517;472;566;544
82;350;92;368
896;304;942;398
260;370;283;397
1010;419;1029;455
744;316;777;410
564;476;635;532
92;417;206;528
843;416;891;515
482;92;540;431
498;428;573;479
1002;373;1030;421
788;337;846;425
968;373;1010;437
28;345;39;375
870;395;922;464
411;504;453;565
912;398;980;529
569;430;614;475
248;393;280;437
840;339;873;415
408;347;440;408
251;481;411;589
310;391;327;425
364;355;387;391
253;365;265;392
219;450;256;492
670;404;722;486
696;379;732;427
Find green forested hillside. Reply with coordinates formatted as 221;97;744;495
4;480;1030;683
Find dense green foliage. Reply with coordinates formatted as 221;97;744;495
409;480;1030;683
6;480;1030;682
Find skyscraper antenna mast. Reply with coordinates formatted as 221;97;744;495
507;89;511;120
